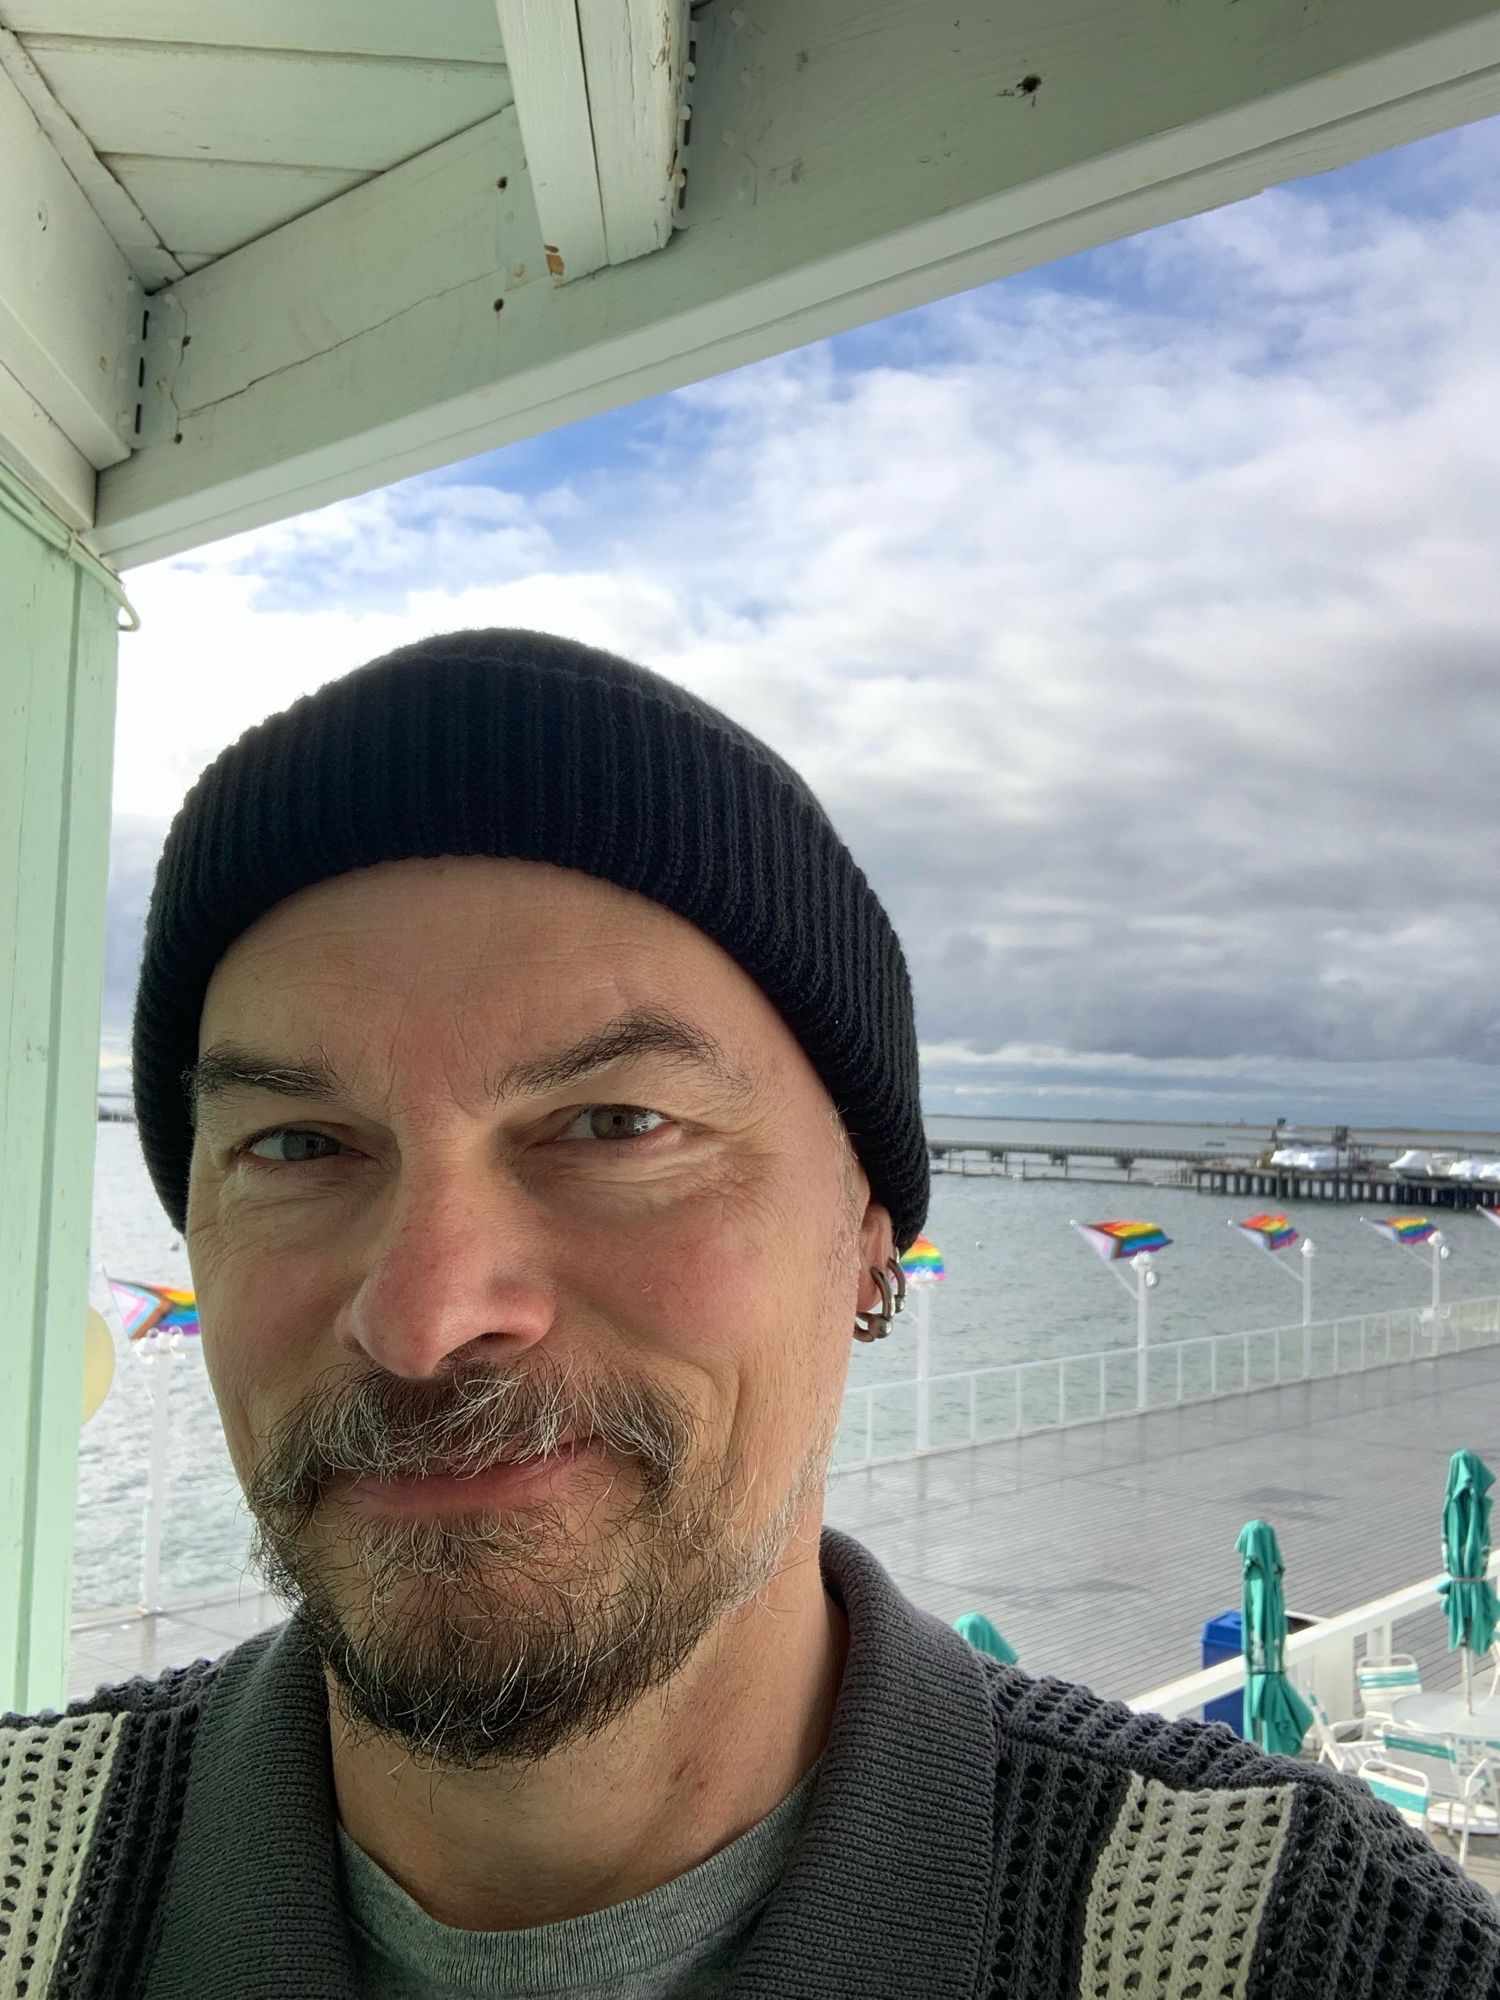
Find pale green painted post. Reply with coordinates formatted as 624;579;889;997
0;495;119;1716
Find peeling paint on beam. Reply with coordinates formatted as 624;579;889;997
578;0;690;263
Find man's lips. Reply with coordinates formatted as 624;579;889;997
344;1440;606;1515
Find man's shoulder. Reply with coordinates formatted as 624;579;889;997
972;1661;1500;1996
1;1639;250;1845
979;1654;1322;1792
3;1659;210;1764
1;1629;289;1996
3;1618;285;1737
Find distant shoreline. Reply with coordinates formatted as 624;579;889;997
923;1113;1500;1146
96;1096;1500;1149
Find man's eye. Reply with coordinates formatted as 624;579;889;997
243;1128;345;1163
561;1106;668;1143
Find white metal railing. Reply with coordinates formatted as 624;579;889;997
1129;1551;1500;1725
89;1290;1500;1619
834;1292;1500;1470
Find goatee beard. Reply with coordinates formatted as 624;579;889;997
244;1355;829;1769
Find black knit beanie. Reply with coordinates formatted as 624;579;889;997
132;628;928;1246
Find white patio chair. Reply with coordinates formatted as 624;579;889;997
1356;1654;1422;1720
1488;1642;1500;1703
1377;1724;1500;1866
1359;1759;1431;1834
1304;1690;1380;1773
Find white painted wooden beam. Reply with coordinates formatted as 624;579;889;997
578;0;690;264
494;0;608;281
93;0;1500;568
494;0;688;278
121;111;540;457
0;37;140;495
0;358;96;531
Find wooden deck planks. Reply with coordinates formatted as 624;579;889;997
826;1345;1500;1700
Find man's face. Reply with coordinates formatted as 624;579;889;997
187;857;884;1768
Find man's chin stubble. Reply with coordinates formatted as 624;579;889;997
246;1446;825;1768
254;1490;721;1765
237;1344;841;1766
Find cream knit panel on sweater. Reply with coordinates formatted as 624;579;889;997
1;1715;127;2000
1080;1774;1294;2000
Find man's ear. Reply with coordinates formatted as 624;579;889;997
857;1201;895;1284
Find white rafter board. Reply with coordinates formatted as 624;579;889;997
496;0;607;281
495;0;688;282
580;0;690;265
96;161;372;272
0;0;508;64
90;0;1500;568
18;39;513;171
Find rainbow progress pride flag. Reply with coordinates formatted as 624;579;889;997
900;1235;945;1281
1236;1213;1300;1253
1077;1220;1171;1263
107;1279;200;1342
1364;1215;1437;1247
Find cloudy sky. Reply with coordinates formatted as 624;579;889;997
107;116;1500;1129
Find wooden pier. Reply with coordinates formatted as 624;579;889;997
1193;1165;1500;1209
927;1143;1500;1208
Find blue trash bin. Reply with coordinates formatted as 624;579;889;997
1201;1610;1243;1731
1201;1608;1318;1734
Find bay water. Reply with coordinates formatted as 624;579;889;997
77;1122;1500;1615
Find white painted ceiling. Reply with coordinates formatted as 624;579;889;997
0;0;511;274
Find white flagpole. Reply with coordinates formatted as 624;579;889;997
1228;1221;1313;1374
1361;1218;1449;1348
1135;1255;1152;1410
915;1288;933;1453
138;1345;171;1613
1072;1223;1159;1411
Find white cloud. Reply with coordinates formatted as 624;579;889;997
110;123;1500;1119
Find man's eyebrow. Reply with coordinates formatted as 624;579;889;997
185;1045;343;1125
184;1016;750;1124
492;1011;751;1102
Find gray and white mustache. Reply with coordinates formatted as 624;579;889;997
246;1355;695;1527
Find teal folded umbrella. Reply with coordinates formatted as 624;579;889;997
955;1611;1018;1664
1238;1520;1312;1756
1437;1448;1500;1713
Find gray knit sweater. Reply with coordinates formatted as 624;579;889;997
5;1529;1499;1998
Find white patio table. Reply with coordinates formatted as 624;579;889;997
1388;1691;1500;1746
1385;1691;1500;1842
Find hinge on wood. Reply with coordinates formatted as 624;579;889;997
130;290;188;449
130;304;149;442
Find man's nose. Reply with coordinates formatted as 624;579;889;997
336;1161;556;1379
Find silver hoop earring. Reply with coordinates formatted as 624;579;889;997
886;1256;908;1315
854;1263;895;1342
